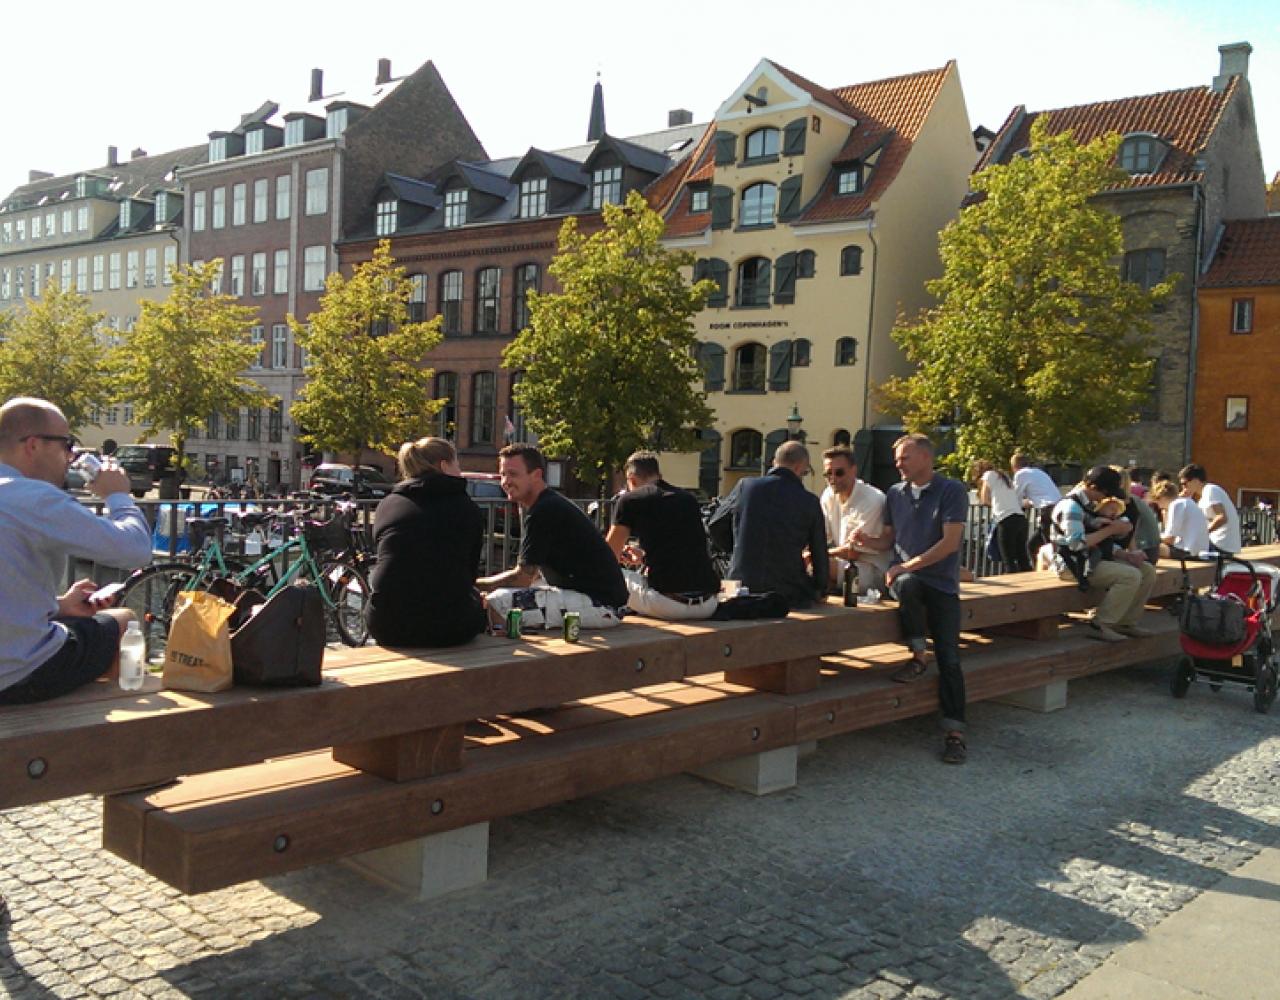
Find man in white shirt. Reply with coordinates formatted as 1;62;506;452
820;446;890;593
1179;463;1242;553
1012;452;1061;554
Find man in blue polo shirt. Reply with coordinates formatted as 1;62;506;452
853;433;969;763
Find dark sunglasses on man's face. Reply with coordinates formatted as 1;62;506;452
23;434;78;453
823;468;848;479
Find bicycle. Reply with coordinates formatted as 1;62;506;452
119;508;372;665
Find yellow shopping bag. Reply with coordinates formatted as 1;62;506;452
162;590;236;693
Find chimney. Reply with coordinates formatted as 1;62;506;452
130;148;147;160
1213;41;1252;92
376;58;392;85
107;145;119;167
309;67;324;102
668;108;693;127
28;170;53;182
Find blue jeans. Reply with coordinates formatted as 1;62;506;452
891;572;966;731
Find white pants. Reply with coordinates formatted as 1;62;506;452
622;569;718;621
486;586;622;630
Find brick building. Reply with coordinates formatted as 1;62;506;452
976;42;1267;475
180;58;484;488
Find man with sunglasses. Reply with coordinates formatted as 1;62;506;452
820;445;889;594
0;397;151;704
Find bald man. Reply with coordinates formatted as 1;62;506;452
0;397;151;703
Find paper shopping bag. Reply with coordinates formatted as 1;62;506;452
162;590;236;693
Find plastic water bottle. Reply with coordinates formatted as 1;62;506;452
118;622;146;691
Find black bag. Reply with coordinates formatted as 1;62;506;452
1179;594;1247;646
710;592;790;620
231;583;326;686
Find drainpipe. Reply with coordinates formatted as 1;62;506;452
861;220;880;432
1183;183;1205;464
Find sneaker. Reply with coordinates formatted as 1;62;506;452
891;654;930;683
1113;624;1155;638
1086;621;1127;643
942;733;967;764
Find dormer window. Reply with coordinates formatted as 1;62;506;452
837;167;862;195
690;188;709;213
375;198;398;236
744;128;780;162
74;175;87;198
209;136;228;162
154;192;168;222
118;201;132;230
284;119;307;147
519;177;547;218
591;166;622;209
245;130;265;155
444;189;467;228
325;108;349;139
1118;134;1164;174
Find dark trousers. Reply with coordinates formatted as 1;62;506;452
891;572;966;731
996;513;1032;572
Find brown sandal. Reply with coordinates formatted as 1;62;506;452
891;654;929;683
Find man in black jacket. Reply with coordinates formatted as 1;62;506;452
723;441;827;608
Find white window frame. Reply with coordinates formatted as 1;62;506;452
519;178;547;218
232;183;246;226
591;166;622;209
211;187;226;229
143;248;157;288
444;189;467;228
303;245;326;291
92;254;105;291
230;255;245;296
305;168;328;216
126;251;139;289
109;253;122;289
275;175;291;220
253;179;268;223
192;190;206;231
375;199;398;235
163;245;177;285
251;252;266;295
271;323;289;368
273;249;289;294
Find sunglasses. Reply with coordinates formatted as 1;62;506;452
23;434;78;453
823;468;849;479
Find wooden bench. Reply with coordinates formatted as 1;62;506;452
4;546;1274;898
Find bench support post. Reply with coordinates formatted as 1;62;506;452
995;678;1068;713
726;657;821;695
690;745;798;796
333;724;465;782
343;821;490;900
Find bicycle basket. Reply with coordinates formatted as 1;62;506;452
302;511;352;554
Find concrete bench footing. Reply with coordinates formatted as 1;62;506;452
343;821;489;900
995;678;1068;713
691;745;798;796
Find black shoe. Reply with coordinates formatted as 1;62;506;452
942;733;967;765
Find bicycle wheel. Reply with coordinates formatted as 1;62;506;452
318;559;372;647
118;563;198;667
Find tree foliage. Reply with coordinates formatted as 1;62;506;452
0;281;111;433
111;260;272;471
290;240;443;464
881;118;1174;469
503;190;716;490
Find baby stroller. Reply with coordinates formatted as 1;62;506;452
1170;551;1280;713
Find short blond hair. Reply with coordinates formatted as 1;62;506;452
396;436;457;479
1150;480;1179;502
893;433;934;457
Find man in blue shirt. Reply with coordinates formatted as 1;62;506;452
0;397;151;703
854;434;969;763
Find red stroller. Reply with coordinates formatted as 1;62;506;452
1171;553;1280;713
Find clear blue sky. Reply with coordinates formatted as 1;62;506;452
3;0;1276;197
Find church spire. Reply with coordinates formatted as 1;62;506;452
587;72;606;142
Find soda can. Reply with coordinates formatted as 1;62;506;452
563;611;581;643
505;608;523;639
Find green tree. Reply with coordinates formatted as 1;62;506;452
503;189;716;491
290;240;443;465
0;281;111;432
881;118;1174;470
111;260;272;474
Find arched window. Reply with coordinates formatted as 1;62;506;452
733;342;767;391
475;267;501;334
739;182;776;227
735;256;771;307
796;250;816;279
835;337;858;366
729;429;763;470
435;371;458;439
471;371;497;445
744;128;780;160
840;245;863;276
1124;249;1166;291
439;270;463;334
513;263;540;330
791;338;811;367
408;272;428;323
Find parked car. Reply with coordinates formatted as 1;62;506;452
114;444;178;497
307;463;394;500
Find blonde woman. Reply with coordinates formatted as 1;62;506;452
970;459;1031;571
368;437;487;647
1150;479;1211;559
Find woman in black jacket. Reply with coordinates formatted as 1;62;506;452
368;437;487;647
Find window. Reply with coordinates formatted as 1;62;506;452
225;409;240;440
271;324;289;368
275;175;291;220
30;215;41;239
246;130;264;155
739;183;777;227
796;250;816;279
375;199;398;236
509;370;527;441
273;249;289;294
122;405;134;425
791;338;811;367
733;342;767;392
744;128;780;160
105;407;119;425
475;267;500;333
230;255;245;296
284;119;306;147
305;168;328;216
30;264;39;297
0;268;8;300
209;137;227;162
246;407;261;440
267;402;283;442
92;255;105;292
444;189;467;228
208;259;222;294
735;257;771;307
76;206;89;232
325;108;348;139
519;178;547;218
163;245;176;285
729;429;763;470
45;213;54;238
1226;396;1249;430
61;259;72;289
440;270;463;333
840;245;863;276
1232;298;1254;334
471;372;497;445
1124;248;1166;291
125;252;138;289
591;166;622;209
435;372;458;438
837;168;862;195
205;412;220;438
513;263;539;330
1118;135;1160;173
192;190;206;231
119;201;133;230
251;252;266;295
14;266;25;299
690;188;709;213
61;209;73;234
408;273;428;322
143;248;157;287
211;187;226;228
303;246;326;291
232;183;246;225
249;325;264;368
253;179;268;223
835;337;858;366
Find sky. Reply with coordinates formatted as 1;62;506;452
2;0;1277;198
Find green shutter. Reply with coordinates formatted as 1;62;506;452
768;340;793;391
778;176;803;221
773;252;796;304
708;258;729;306
714;130;738;165
693;258;709;283
783;118;807;156
764;428;789;456
700;342;726;391
710;186;733;230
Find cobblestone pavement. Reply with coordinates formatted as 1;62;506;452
3;659;1278;999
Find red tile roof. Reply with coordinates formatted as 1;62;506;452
1201;218;1280;288
975;80;1240;191
654;124;717;238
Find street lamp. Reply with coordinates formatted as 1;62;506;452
786;402;806;442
